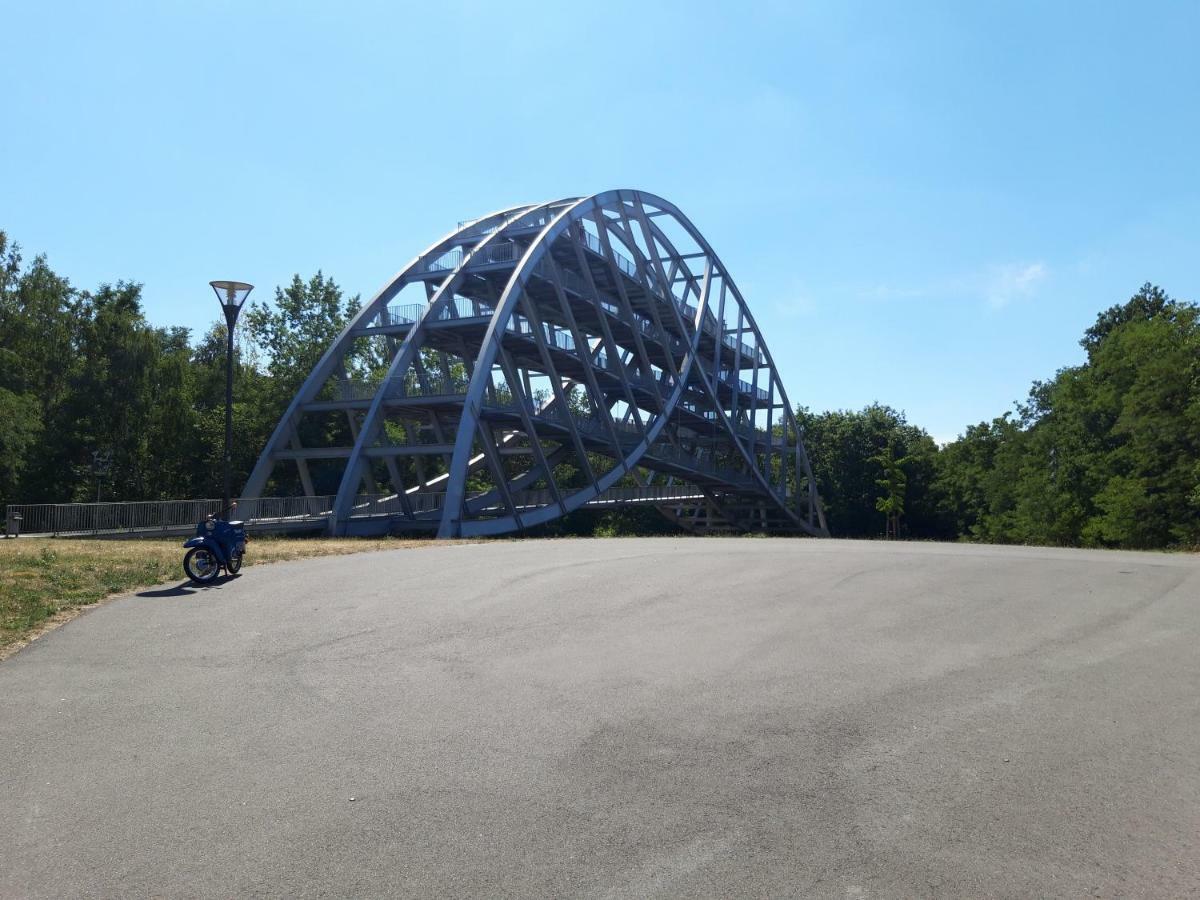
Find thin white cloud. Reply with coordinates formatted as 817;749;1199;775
851;260;1049;310
767;278;818;318
772;294;817;318
983;262;1047;309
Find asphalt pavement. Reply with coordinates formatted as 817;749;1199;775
1;538;1198;898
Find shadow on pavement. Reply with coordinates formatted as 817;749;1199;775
137;576;238;598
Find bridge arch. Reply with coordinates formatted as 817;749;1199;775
242;190;828;538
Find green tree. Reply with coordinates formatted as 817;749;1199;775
935;283;1199;549
0;233;77;503
189;322;275;498
1080;282;1174;359
243;272;362;495
795;403;947;538
871;443;914;538
244;271;360;404
38;282;163;500
1079;304;1200;546
0;387;41;505
935;415;1024;541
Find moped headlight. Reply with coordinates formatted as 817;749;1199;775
205;520;215;531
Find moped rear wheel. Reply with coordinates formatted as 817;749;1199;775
227;553;243;575
184;547;221;584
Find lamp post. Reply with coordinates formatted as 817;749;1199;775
210;280;254;514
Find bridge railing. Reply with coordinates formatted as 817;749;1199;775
505;484;707;511
588;484;707;504
332;373;472;402
422;247;464;273
418;224;772;372
437;297;495;320
348;493;446;518
4;496;335;538
406;237;763;382
242;496;336;522
5;483;739;538
378;303;424;328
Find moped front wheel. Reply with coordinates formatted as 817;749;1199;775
184;547;221;584
227;553;243;575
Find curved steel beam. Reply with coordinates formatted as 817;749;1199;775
243;190;829;538
242;203;537;499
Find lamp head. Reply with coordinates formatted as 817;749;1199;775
210;280;254;326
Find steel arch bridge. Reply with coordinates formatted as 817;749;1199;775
242;190;829;539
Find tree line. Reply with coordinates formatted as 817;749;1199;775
0;231;356;508
1;228;1195;549
797;282;1199;549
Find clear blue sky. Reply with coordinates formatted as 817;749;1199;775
3;1;1196;443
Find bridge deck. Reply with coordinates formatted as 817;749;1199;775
6;487;712;540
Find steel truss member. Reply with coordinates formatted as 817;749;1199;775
242;190;829;538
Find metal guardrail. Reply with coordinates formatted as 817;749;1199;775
717;368;770;401
378;303;424;328
332;373;471;402
458;208;558;238
438;297;495;320
579;229;639;279
592;485;707;504
483;398;647;445
423;247;464;272
474;241;519;265
422;239;523;275
509;484;705;509
349;493;445;518
581;246;762;367
242;496;336;522
645;443;758;488
3;497;335;537
4;480;758;538
411;230;764;377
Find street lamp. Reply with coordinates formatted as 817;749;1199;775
210;280;254;515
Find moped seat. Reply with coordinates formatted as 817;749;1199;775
227;521;245;528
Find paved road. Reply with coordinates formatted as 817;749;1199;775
2;539;1198;898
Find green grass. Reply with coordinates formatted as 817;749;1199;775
0;535;435;658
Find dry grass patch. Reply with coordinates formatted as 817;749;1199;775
0;535;437;659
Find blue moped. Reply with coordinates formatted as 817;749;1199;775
182;504;248;584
